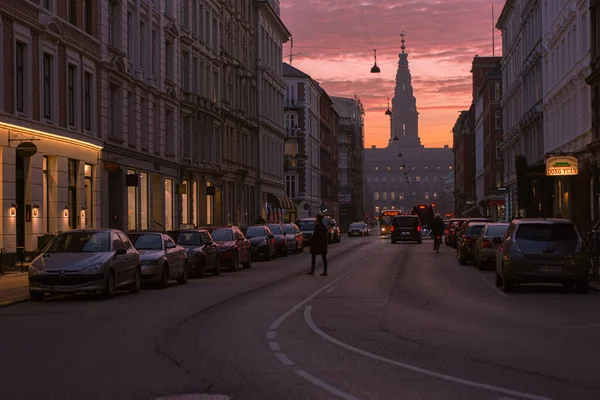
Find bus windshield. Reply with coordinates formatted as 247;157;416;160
380;210;400;226
411;205;435;228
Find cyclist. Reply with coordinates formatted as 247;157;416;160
431;213;445;252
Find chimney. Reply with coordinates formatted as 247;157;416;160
444;145;449;149
371;145;376;149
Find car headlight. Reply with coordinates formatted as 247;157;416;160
141;259;160;266
28;263;43;276
79;263;102;274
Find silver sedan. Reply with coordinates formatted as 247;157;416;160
127;232;188;288
28;229;141;300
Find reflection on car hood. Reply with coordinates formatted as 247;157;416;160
180;244;204;251
138;250;165;259
248;237;266;245
35;252;110;272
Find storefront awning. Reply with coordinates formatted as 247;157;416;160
267;193;295;209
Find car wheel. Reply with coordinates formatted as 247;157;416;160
30;291;45;301
230;253;239;272
243;253;252;269
102;270;116;299
575;281;589;293
214;257;221;275
177;261;189;284
159;264;169;289
129;267;141;293
502;276;514;293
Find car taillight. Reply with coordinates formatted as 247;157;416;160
481;239;492;248
417;226;422;232
391;226;395;232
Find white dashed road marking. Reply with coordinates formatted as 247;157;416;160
325;286;336;293
303;305;553;400
275;353;294;366
295;370;361;400
269;341;280;351
479;275;508;298
266;330;276;340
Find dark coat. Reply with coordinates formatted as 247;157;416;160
310;222;328;255
431;217;445;236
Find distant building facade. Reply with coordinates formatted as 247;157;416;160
453;108;476;216
586;0;600;223
364;35;453;220
319;90;340;221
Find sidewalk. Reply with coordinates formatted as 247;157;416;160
0;271;30;307
590;280;600;292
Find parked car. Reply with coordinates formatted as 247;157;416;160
473;223;510;270
206;226;252;272
297;218;316;245
267;223;289;257
28;229;141;300
127;232;188;288
169;229;221;278
456;222;487;264
348;222;369;237
242;225;276;260
281;223;304;253
495;219;589;293
390;215;422;244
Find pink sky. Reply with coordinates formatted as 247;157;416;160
280;0;505;148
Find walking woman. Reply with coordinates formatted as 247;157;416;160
308;214;328;276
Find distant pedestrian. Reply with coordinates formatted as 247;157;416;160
308;215;328;276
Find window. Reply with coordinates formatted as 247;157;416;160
68;159;77;229
165;0;172;14
83;0;91;33
495;171;502;188
212;17;218;49
127;11;133;59
43;156;50;233
286;175;297;198
43;53;53;120
109;2;119;47
182;0;189;28
128;91;135;144
165;179;173;230
182;114;191;159
415;176;421;182
191;180;198;226
182;51;189;90
181;180;189;224
375;166;379;171
391;192;396;200
383;192;388;200
109;85;120;138
15;41;26;113
494;110;501;130
84;72;92;131
374;192;380;200
494;82;500;100
140;21;146;69
84;164;93;228
205;10;210;43
166;40;174;80
496;141;502;160
127;170;137;231
166;109;174;154
375;206;380;213
140;97;147;149
68;0;76;25
43;0;52;11
152;102;158;151
192;57;198;93
67;64;76;127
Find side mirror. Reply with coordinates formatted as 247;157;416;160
166;242;177;249
115;248;127;255
492;237;502;245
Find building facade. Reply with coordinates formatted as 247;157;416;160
452;108;476;215
333;95;365;229
319;89;340;222
0;0;104;264
497;0;524;219
283;63;322;219
586;0;600;223
255;0;292;223
364;36;453;220
543;0;592;230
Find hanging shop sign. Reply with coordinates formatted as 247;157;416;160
15;142;38;157
546;156;579;176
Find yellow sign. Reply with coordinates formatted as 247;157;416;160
546;156;578;176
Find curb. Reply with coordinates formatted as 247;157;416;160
0;296;30;309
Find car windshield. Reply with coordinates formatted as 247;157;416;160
282;225;295;234
128;233;163;250
393;217;419;227
297;220;315;231
350;223;363;228
516;224;578;241
176;232;203;246
46;232;110;253
486;224;509;237
210;229;233;241
245;226;265;238
267;224;283;235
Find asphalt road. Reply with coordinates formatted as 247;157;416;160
1;236;600;400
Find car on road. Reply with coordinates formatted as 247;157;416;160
495;219;589;293
267;223;289;257
169;229;221;278
206;226;252;272
282;223;304;253
348;222;369;237
472;223;509;270
128;232;189;287
28;229;141;300
297;218;315;245
242;225;277;260
456;222;487;264
390;215;422;244
322;216;341;243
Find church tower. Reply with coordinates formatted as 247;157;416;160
388;33;422;148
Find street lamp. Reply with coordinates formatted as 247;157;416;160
370;49;381;73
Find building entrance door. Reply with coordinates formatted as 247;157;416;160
16;154;25;260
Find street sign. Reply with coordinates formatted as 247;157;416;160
546;156;578;176
15;142;37;157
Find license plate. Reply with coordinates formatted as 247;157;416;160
401;232;410;235
537;266;563;273
53;285;77;291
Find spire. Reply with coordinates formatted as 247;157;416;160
400;31;406;54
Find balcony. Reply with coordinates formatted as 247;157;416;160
285;99;302;108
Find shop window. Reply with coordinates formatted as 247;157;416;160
165;178;173;229
206;181;213;225
127;169;137;231
375;206;380;213
181;180;189;224
140;172;149;230
68;159;77;229
192;180;198;227
383;192;388;200
84;164;93;228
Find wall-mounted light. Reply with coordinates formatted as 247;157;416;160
63;205;70;218
9;203;18;217
80;207;87;219
32;204;40;217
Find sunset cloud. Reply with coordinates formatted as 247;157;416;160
281;0;504;148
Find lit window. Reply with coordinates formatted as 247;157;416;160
375;206;380;213
387;166;391;171
375;166;379;171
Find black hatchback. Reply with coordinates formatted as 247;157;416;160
391;215;422;244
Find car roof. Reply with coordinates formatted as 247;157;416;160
127;231;162;234
206;226;234;230
172;229;209;233
513;218;573;225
